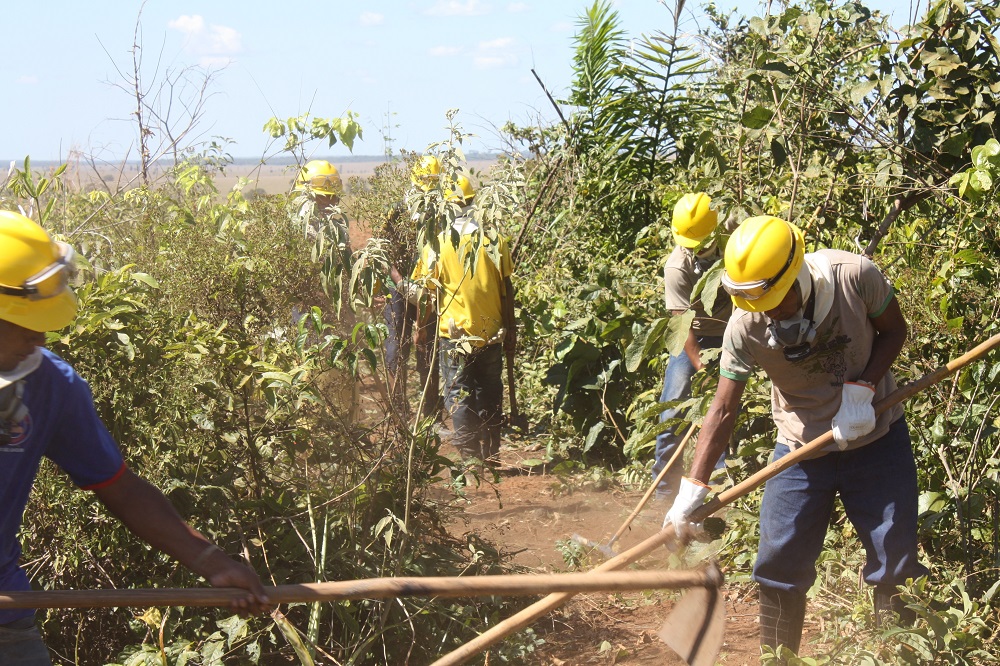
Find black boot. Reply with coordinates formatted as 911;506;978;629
874;584;916;628
759;585;806;658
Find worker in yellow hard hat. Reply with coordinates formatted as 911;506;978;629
664;215;926;657
381;156;446;421
652;193;731;499
411;154;441;193
412;173;515;468
295;159;343;208
0;211;269;660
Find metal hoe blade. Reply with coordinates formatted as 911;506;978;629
658;562;725;666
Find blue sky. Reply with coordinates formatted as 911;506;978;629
2;0;919;163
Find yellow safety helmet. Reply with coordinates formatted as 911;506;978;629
444;175;475;204
0;211;79;332
671;193;718;248
295;160;343;197
411;155;441;191
722;216;804;312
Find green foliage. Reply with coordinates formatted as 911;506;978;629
883;0;1000;179
568;0;717;247
3;140;526;664
950;138;1000;200
4;156;67;224
263;111;363;156
503;0;1000;661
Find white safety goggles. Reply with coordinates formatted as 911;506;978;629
0;242;77;301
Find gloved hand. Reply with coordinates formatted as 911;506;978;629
831;381;876;450
663;477;711;540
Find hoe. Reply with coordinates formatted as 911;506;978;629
431;331;1000;666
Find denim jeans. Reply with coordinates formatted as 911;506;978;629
753;418;929;594
0;616;51;665
652;335;723;496
383;290;414;380
439;340;504;462
383;292;440;419
383;290;414;410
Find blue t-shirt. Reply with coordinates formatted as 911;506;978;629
0;349;125;623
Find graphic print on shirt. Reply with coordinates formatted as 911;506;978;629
0;412;31;453
788;325;852;383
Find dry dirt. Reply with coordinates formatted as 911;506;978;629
431;441;769;666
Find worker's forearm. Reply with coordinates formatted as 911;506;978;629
689;406;737;482
688;378;745;482
682;328;704;370
415;291;435;328
858;327;906;387
95;471;217;575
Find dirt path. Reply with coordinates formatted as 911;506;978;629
436;442;765;665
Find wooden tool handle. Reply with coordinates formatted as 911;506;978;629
690;330;1000;522
433;331;1000;666
0;570;719;610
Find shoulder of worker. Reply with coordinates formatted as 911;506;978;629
815;248;889;284
35;348;79;384
663;245;695;273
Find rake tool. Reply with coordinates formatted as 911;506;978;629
572;422;698;558
431;331;1000;666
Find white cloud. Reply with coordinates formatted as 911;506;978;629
168;14;242;66
473;36;518;69
474;55;517;68
16;75;38;84
168;14;205;34
360;11;384;26
424;0;490;17
506;2;528;12
479;37;513;50
429;45;463;57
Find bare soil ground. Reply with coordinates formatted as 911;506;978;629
433;440;768;665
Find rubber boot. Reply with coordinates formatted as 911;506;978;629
874;585;916;628
759;585;806;660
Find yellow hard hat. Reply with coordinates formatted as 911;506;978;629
444;175;475;204
295;160;342;197
722;216;804;312
671;193;718;248
411;155;441;191
0;211;79;332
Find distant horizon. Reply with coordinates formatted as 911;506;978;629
5;150;509;169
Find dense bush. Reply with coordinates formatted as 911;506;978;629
3;153;526;665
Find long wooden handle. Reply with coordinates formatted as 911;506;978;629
690;330;1000;522
607;422;698;547
432;528;682;666
505;348;520;416
433;331;1000;666
0;570;718;610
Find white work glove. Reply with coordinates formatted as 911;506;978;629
663;477;711;540
831;381;876;450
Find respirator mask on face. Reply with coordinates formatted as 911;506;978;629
766;281;817;362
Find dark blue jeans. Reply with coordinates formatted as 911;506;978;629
383;290;414;379
754;418;929;594
0;615;51;665
383;291;439;419
439;340;504;462
652;335;724;497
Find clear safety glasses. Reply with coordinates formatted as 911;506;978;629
0;242;77;301
721;233;797;301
